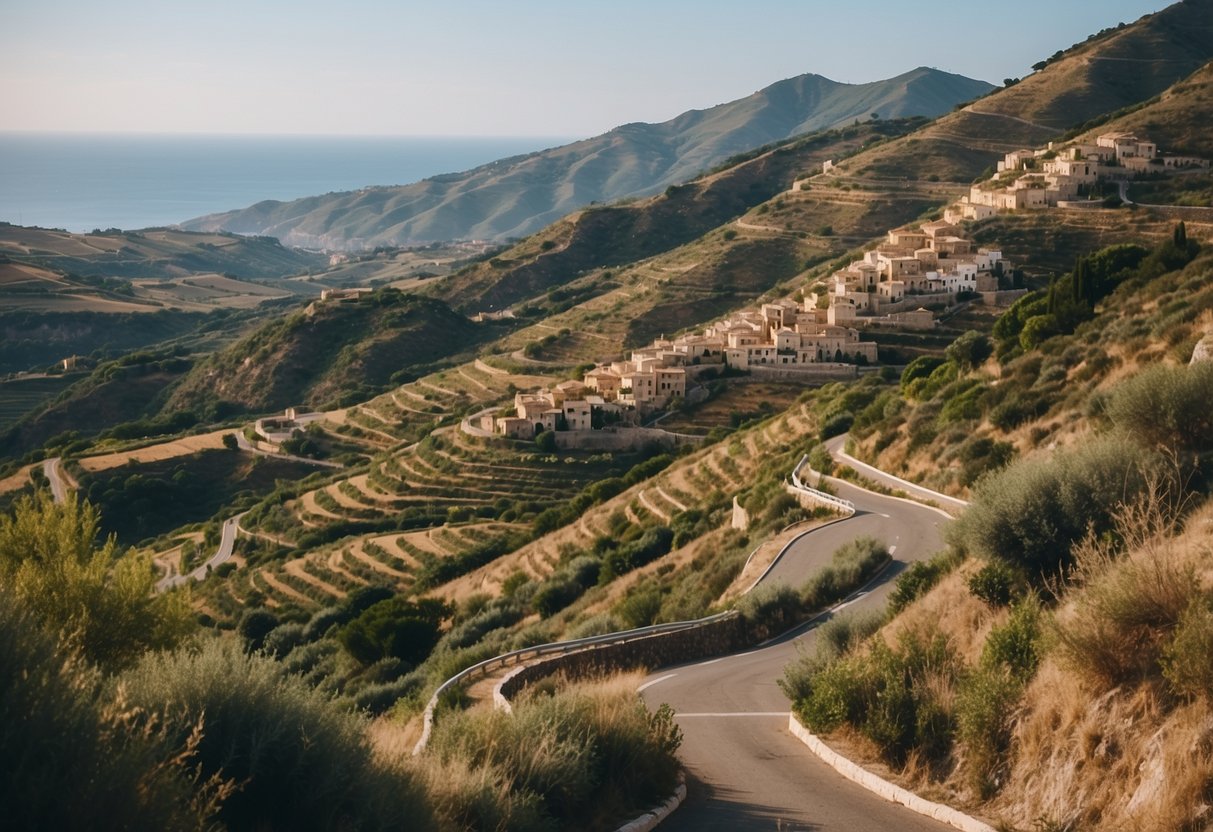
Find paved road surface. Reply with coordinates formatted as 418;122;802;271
156;512;245;592
641;474;955;831
824;435;969;514
42;456;69;504
235;432;344;469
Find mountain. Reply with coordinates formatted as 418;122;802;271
840;0;1213;182
179;67;993;249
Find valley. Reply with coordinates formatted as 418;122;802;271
5;2;1213;830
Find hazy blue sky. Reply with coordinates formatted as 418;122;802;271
2;0;1170;137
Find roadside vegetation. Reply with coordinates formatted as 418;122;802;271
782;243;1213;830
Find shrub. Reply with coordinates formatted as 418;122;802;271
983;596;1044;679
1056;525;1197;687
532;578;584;618
737;582;802;640
801;536;891;610
1162;598;1213;701
303;605;350;641
1106;362;1213;452
428;676;681;826
887;551;961;614
238;608;279;652
795;630;959;767
967;561;1024;608
819;410;854;440
122;640;436;831
0;491;193;670
955;666;1021;798
0;590;208;829
949;436;1158;579
352;672;426;715
339;597;451;667
808;443;834;476
262;621;306;658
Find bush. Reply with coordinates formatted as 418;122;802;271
0;491;193;670
1162;598;1213;701
983;596;1043;679
801;536;891;610
887;551;961;614
1106;362;1213;452
795;630;959;767
737;582;802;640
238;608;279;652
532;578;585;618
955;666;1021;798
122;640;436;831
0;590;207;829
967;561;1024;608
949;436;1158;580
1056;526;1197;687
819;410;854;440
339;597;451;667
428;676;681;827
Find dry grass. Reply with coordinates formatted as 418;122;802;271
881;560;1007;667
77;430;232;472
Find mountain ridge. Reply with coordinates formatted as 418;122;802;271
179;67;992;249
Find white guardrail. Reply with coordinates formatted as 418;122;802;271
413;448;852;755
412;610;736;755
789;453;856;514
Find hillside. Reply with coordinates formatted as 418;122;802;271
830;0;1213;183
0;224;324;281
179;68;992;249
783;234;1213;831
164;290;507;415
431;118;928;313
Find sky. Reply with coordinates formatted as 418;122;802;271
1;0;1172;138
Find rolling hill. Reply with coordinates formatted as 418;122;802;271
179;67;993;249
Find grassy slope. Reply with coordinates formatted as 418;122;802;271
165;292;505;415
0;225;325;281
839;1;1213;183
180;69;991;249
802;244;1213;829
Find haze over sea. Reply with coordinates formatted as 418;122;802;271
0;133;570;235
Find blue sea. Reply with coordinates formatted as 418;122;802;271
0;133;572;233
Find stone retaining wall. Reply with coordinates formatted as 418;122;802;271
553;427;706;452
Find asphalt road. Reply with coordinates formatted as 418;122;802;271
156;512;245;591
640;474;955;831
42;456;68;504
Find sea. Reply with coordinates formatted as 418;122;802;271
0;133;572;234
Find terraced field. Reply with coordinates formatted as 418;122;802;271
433;397;821;604
323;359;555;450
200;521;528;615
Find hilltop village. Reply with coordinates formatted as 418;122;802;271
494;222;1010;440
491;130;1208;444
950;131;1209;219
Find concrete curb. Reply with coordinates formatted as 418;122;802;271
827;437;969;515
614;773;688;832
787;714;996;832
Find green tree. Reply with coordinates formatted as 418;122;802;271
946;330;993;373
338;596;450;666
221;432;239;451
0;491;192;670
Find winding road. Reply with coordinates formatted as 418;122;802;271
42;456;70;504
640;448;959;831
155;512;245;592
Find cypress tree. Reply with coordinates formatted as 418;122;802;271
1174;221;1188;248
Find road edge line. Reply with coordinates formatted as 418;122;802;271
787;714;997;832
613;772;687;832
